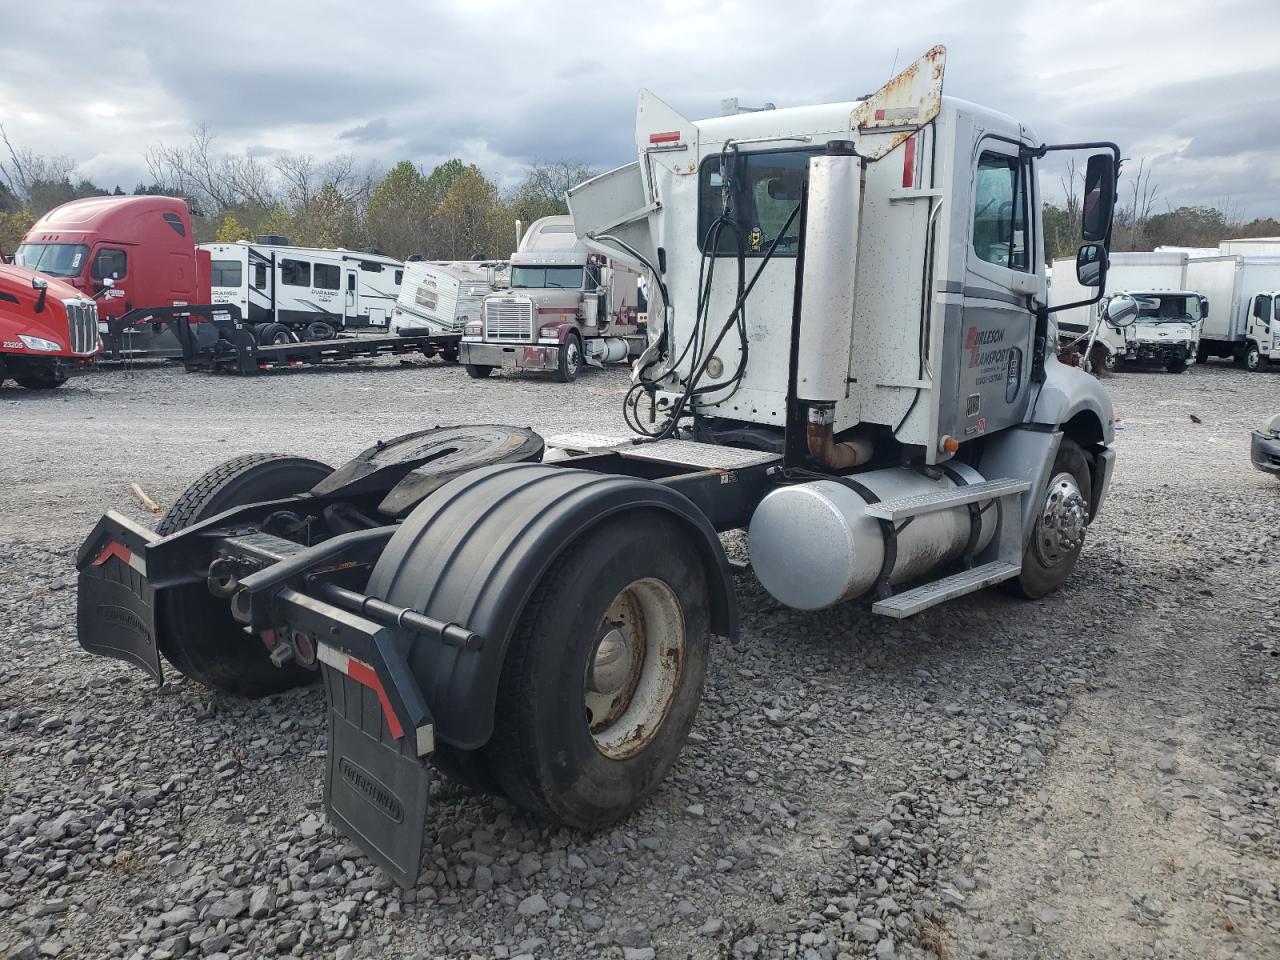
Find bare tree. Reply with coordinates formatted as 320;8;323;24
0;124;77;204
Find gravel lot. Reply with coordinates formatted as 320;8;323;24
1;356;1277;960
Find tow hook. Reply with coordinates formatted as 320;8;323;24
207;557;241;598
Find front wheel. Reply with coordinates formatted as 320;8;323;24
1167;358;1188;373
465;363;494;379
1007;438;1091;600
12;361;69;390
555;335;583;383
1243;343;1262;371
482;512;710;828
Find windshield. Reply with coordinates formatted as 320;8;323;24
14;243;89;278
1131;295;1197;324
511;265;583;289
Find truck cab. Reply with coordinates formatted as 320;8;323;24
15;196;209;357
459;216;640;382
1243;290;1280;368
0;263;100;389
1097;290;1204;372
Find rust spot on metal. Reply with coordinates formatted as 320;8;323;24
850;44;947;162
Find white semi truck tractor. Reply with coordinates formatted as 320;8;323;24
73;48;1127;888
458;215;643;381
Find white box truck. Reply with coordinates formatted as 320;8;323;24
1186;255;1280;370
1052;251;1203;372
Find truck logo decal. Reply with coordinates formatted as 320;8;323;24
339;757;404;823
97;603;150;640
966;326;1006;368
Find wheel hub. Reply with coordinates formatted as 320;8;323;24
1035;471;1088;567
584;579;684;759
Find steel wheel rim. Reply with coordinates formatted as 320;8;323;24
1035;470;1088;568
566;341;581;375
584;578;684;759
1247;350;1259;370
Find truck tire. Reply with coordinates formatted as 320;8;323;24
555;334;583;383
465;364;494;379
1167;358;1188;373
305;321;336;342
257;323;294;345
155;453;333;696
1196;344;1209;364
482;511;710;828
13;366;69;390
1008;438;1091;600
1243;343;1262;371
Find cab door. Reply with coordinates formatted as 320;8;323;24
959;142;1038;436
1249;292;1275;352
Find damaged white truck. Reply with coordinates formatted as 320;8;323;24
74;48;1124;888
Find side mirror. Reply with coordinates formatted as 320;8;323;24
1104;293;1139;328
1200;299;1209;320
1076;243;1105;287
31;276;49;291
1081;153;1116;243
102;277;115;289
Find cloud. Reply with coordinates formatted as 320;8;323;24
339;118;393;143
0;0;1278;216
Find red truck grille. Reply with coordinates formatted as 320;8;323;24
66;301;99;355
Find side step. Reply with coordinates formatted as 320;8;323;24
871;560;1021;618
864;478;1029;521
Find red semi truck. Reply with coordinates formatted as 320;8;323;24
15;195;213;358
0;262;100;388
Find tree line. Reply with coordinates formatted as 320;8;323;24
1041;158;1279;264
0;123;594;262
4;123;1277;266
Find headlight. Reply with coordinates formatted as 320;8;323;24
463;321;482;337
539;324;561;339
19;334;61;352
1261;413;1280;436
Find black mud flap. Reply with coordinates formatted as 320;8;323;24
74;511;162;682
323;664;431;889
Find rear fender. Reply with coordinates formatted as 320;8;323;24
368;462;736;750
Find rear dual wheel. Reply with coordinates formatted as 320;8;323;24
156;453;332;696
418;513;710;826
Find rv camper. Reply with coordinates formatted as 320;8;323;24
390;260;509;347
200;240;404;342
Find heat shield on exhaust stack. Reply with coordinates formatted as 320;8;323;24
796;145;861;403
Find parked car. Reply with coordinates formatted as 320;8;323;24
1251;413;1280;476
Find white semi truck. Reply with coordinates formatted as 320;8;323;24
75;48;1128;888
458;216;642;382
1186;255;1280;370
1052;251;1204;373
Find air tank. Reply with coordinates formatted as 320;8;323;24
747;463;997;610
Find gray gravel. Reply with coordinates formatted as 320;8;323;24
1;356;1278;959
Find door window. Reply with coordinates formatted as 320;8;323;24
92;248;128;280
347;273;356;292
314;263;340;290
1255;294;1273;324
972;152;1029;272
281;259;311;287
253;263;267;289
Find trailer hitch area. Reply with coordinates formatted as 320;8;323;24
75;511;163;682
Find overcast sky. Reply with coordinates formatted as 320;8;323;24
2;0;1277;218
